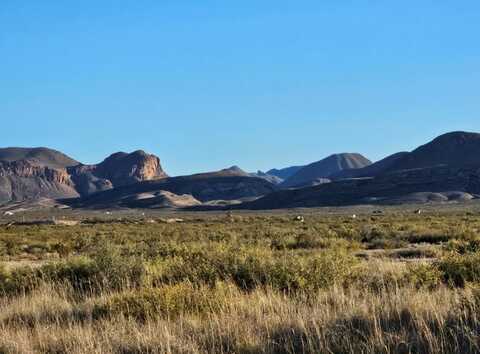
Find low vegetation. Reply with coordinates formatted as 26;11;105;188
1;208;480;353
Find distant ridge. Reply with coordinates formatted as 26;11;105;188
240;131;480;209
332;152;409;179
266;166;304;181
250;171;283;185
0;147;79;169
281;153;372;188
386;131;480;171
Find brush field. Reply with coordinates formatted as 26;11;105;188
1;206;480;353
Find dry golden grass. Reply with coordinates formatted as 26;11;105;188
1;281;480;353
1;210;480;353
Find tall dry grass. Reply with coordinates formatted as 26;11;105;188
1;279;480;354
2;213;480;353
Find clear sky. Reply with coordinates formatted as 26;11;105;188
1;1;479;176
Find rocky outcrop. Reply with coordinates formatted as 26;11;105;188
0;148;168;203
92;151;167;186
0;160;79;203
0;160;72;184
69;150;168;196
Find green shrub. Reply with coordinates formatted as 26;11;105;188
367;238;408;250
0;245;146;295
91;245;145;290
0;264;40;295
39;257;99;293
404;263;442;289
407;233;450;244
445;239;480;254
270;235;296;250
3;240;21;257
437;253;480;287
93;283;227;321
350;265;405;292
290;233;324;249
149;246;358;292
41;247;145;293
24;243;51;256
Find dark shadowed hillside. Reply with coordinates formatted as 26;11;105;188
266;166;304;181
250;171;283;185
242;165;480;209
241;131;480;209
332;152;409;179
387;132;480;172
74;173;277;209
281;153;372;188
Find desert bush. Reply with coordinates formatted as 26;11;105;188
41;247;145;293
350;261;408;292
437;252;480;287
149;246;358;292
0;264;42;295
270;234;296;250
291;233;324;249
367;237;408;250
3;240;21;257
390;247;439;259
407;233;451;244
93;282;228;321
39;257;100;293
24;243;51;256
445;238;480;254
404;262;442;289
0;246;145;295
90;244;145;290
3;212;480;352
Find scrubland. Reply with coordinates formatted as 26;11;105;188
1;209;480;353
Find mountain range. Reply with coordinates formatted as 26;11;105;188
242;131;480;209
1;131;480;211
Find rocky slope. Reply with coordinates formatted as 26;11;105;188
0;160;79;202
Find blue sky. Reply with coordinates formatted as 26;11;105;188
1;1;479;176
